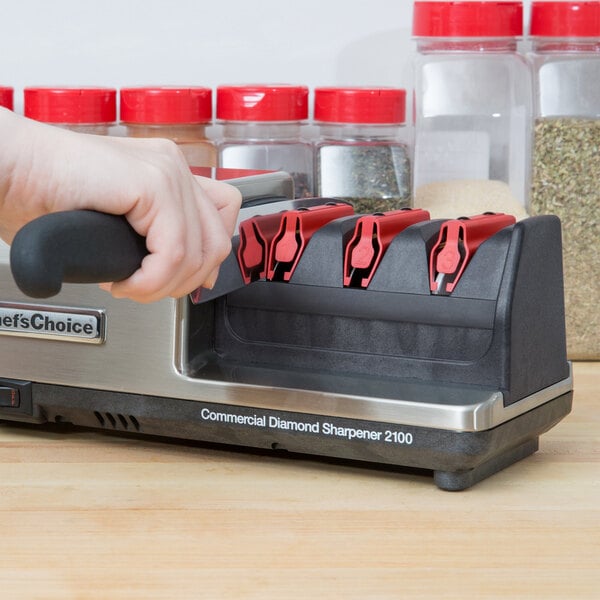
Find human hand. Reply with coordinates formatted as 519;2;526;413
0;108;241;303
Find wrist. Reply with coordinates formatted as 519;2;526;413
0;109;75;242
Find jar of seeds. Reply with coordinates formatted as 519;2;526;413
120;87;216;167
529;1;600;359
216;84;312;198
313;87;411;214
24;87;116;134
412;1;531;205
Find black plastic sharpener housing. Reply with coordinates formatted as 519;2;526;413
198;215;569;407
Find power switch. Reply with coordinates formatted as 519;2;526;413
0;386;20;408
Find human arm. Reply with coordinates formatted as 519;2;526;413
0;107;241;303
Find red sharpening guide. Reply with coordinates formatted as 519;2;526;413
429;213;516;295
343;208;430;288
265;203;354;282
237;212;284;284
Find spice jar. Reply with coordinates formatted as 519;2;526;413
24;87;116;134
528;0;600;359
216;84;312;198
0;87;13;110
120;87;216;167
313;87;411;213
412;1;531;206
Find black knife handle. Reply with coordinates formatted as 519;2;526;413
10;210;148;298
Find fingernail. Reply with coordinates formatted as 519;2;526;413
202;267;220;290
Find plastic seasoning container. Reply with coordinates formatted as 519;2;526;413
314;87;411;213
528;1;600;359
216;84;312;198
24;87;116;134
0;87;13;110
412;1;531;206
120;87;216;167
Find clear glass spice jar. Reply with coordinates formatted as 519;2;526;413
412;1;531;206
120;87;216;167
24;87;116;134
313;87;412;213
0;87;13;110
216;84;312;198
528;0;600;359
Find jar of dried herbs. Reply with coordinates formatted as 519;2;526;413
24;87;116;135
216;84;312;198
0;87;13;110
120;87;216;167
412;1;531;205
529;0;600;359
313;87;411;214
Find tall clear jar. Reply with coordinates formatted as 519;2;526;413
314;87;411;213
216;84;312;198
412;1;531;206
528;0;600;359
120;87;216;167
0;87;13;110
23;87;116;134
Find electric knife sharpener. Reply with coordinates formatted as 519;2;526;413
0;171;573;490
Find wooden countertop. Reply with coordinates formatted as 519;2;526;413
0;362;598;599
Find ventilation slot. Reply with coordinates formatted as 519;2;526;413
94;411;141;432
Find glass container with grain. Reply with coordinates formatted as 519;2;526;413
24;87;116;135
529;0;600;359
216;84;312;198
120;87;216;167
313;87;412;214
412;1;531;206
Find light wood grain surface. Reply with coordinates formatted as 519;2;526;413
0;362;598;599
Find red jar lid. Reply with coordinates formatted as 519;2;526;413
24;87;116;123
0;87;13;110
314;87;406;124
530;2;600;37
216;85;308;121
120;87;212;124
412;1;523;37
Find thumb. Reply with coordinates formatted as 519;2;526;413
194;176;242;238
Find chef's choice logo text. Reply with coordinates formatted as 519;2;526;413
2;311;95;335
0;302;105;344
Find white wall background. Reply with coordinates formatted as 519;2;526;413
0;0;533;115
